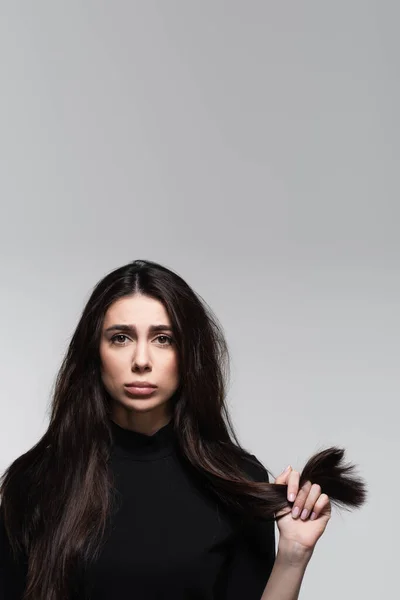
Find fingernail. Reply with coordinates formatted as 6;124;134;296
284;465;291;472
288;493;295;502
301;509;308;520
292;506;300;518
310;512;317;520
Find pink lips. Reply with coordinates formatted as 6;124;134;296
124;383;157;396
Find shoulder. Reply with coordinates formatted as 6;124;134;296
236;452;272;484
232;452;276;556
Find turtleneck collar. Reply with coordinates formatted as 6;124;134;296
109;418;177;461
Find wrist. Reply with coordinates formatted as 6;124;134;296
276;539;314;569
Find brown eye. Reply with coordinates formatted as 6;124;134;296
111;334;129;345
155;335;173;346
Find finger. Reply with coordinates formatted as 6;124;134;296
290;480;312;519
300;483;321;520
274;465;292;485
310;493;331;521
287;469;300;503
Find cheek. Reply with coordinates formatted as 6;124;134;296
164;352;179;380
100;349;125;380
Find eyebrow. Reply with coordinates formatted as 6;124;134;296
104;324;173;334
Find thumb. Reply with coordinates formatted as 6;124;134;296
274;464;292;485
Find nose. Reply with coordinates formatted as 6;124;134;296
131;340;151;372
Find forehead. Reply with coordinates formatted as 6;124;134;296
103;295;171;326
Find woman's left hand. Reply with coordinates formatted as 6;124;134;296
274;465;332;557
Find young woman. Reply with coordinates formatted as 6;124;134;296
0;259;364;600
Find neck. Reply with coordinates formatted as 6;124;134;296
110;404;173;436
109;416;176;461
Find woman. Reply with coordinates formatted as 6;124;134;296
0;259;363;600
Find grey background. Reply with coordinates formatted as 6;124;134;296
1;2;398;597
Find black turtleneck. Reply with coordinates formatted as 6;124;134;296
0;420;276;599
83;419;276;599
109;417;177;461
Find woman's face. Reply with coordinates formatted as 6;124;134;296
99;294;179;425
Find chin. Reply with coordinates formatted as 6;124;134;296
119;396;170;413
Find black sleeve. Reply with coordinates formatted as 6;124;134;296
215;455;276;599
0;504;27;599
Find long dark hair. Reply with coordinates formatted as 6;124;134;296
0;259;367;599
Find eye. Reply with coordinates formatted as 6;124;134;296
110;334;174;347
155;335;173;346
110;334;129;345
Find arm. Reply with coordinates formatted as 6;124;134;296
215;459;276;600
220;457;329;600
259;463;332;600
214;514;276;600
260;541;312;600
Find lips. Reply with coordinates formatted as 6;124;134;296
124;383;157;396
125;382;157;388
